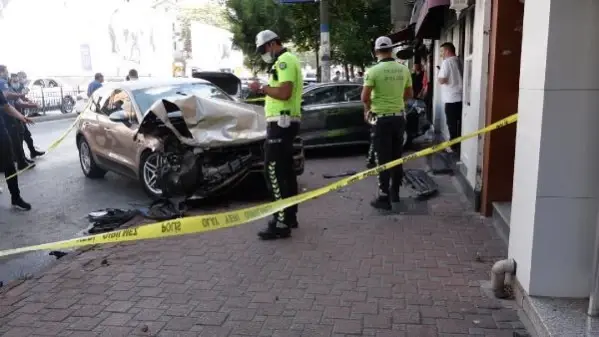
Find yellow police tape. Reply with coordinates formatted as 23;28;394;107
244;97;266;103
0;113;518;257
2;115;82;182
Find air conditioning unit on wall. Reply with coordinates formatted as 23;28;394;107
449;0;469;18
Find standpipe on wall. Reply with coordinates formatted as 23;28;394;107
587;210;599;316
491;258;516;298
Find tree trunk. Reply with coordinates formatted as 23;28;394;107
344;64;350;81
350;65;355;78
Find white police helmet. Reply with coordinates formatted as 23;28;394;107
256;30;279;53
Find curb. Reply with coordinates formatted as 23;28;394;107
30;113;78;123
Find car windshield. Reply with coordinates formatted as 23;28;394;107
133;82;232;114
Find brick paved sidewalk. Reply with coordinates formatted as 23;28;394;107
0;157;528;337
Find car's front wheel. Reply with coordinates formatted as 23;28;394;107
78;137;106;179
61;96;75;114
140;151;163;199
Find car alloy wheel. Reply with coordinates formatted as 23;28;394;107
61;96;75;114
142;152;163;196
80;140;92;174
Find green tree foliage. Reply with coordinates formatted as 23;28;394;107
223;0;392;71
225;0;294;70
330;0;392;69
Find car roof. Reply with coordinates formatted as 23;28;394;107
304;82;361;89
101;77;209;91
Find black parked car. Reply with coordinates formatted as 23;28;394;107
300;82;370;148
240;82;370;149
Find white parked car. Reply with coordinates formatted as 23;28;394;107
25;78;81;114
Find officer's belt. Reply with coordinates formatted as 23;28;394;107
372;111;404;118
266;116;301;123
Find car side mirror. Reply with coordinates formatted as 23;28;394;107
109;110;128;122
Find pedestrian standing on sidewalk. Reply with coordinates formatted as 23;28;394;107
437;42;463;156
249;29;303;240
0;89;34;210
361;36;413;212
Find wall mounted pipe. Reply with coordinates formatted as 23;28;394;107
491;258;516;298
587;211;599;316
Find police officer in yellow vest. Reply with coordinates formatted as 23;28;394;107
361;36;413;212
249;30;303;240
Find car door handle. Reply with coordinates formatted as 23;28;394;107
104;127;113;132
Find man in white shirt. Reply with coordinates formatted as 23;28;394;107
437;42;463;156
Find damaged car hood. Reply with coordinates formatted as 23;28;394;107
137;95;267;147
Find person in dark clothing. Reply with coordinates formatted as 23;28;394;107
411;63;424;98
361;37;413;211
128;69;138;80
87;73;103;97
4;74;34;169
15;72;44;159
0;89;34;210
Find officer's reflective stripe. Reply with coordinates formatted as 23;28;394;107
267;161;285;222
266;116;301;123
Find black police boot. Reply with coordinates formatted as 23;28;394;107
258;219;291;240
30;150;45;159
390;194;401;213
370;195;391;211
288;218;299;229
12;196;32;211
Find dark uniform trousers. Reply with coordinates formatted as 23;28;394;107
264;121;299;225
372;115;406;201
6;118;27;165
444;101;462;155
0;127;20;197
366;126;375;165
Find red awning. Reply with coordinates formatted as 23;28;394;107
387;24;415;45
413;0;450;39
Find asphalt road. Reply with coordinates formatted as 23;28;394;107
0;118;149;283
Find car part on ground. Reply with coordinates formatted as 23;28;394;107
402;168;439;200
140;199;187;221
86;208;139;234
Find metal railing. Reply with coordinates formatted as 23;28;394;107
21;87;85;116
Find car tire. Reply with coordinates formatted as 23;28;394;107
78;137;106;179
61;96;75;114
139;151;163;200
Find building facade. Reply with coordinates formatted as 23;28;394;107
390;0;599;323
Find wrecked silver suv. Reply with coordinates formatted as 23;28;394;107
76;77;304;199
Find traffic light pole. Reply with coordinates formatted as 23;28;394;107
319;0;330;82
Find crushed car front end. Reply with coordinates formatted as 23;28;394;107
136;95;304;199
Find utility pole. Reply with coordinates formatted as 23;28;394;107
319;0;330;82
